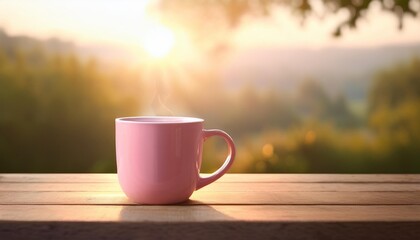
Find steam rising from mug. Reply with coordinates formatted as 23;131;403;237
151;69;174;116
141;63;174;116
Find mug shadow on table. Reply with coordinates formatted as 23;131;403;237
118;199;234;222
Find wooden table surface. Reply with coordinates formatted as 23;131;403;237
1;174;420;239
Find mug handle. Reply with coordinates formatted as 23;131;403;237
196;129;236;190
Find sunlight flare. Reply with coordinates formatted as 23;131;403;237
142;24;175;58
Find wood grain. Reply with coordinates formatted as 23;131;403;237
1;222;419;240
2;174;420;183
1;174;420;239
1;205;420;222
0;190;419;205
2;182;420;192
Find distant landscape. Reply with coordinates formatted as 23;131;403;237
1;28;420;173
4;26;419;101
222;43;420;99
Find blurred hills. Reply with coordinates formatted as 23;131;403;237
0;28;75;54
222;44;420;101
0;28;135;68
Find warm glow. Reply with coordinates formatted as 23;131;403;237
305;131;316;145
262;143;274;158
142;24;175;58
2;0;419;55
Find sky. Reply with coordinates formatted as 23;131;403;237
0;0;419;53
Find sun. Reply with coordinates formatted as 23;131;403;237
142;24;175;59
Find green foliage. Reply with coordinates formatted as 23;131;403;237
369;58;420;112
296;80;360;128
0;36;139;172
369;57;420;154
186;59;420;174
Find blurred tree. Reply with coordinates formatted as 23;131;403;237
296;79;359;127
0;31;139;172
330;94;360;128
369;57;420;145
158;0;420;40
297;79;331;117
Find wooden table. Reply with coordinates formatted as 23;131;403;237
1;174;420;239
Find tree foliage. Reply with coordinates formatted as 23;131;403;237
159;0;420;37
0;31;139;172
369;58;420;146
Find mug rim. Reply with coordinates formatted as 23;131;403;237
116;116;204;124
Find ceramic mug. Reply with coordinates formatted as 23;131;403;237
115;116;236;204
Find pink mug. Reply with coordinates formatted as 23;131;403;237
115;116;236;204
